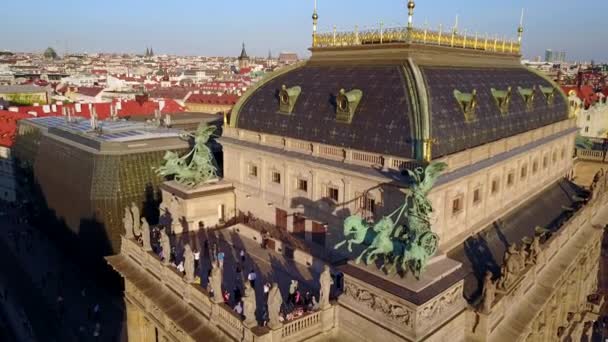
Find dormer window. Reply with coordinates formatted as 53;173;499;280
335;88;363;124
453;89;477;123
539;86;555;106
491;87;512;115
517;86;535;111
278;84;301;114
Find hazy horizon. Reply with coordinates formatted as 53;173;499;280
1;0;606;62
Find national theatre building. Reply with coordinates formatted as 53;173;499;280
107;3;608;342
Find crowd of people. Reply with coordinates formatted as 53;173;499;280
145;224;328;326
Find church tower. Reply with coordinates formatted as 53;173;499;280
238;42;250;69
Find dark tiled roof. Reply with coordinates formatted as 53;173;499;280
448;179;588;302
237;65;415;159
422;67;569;158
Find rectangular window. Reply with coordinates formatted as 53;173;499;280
552;151;557;163
507;172;514;186
521;165;527;179
248;164;258;177
297;179;308;192
543;156;548;169
271;171;281;184
585;127;589;133
560;148;565;160
356;193;376;216
452;197;463;215
587;115;591;121
327;186;339;202
532;160;539;174
491;179;499;195
473;188;481;204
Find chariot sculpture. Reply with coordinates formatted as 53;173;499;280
155;123;218;187
335;161;448;279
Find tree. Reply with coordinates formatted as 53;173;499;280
43;47;58;60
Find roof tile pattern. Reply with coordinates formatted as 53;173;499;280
237;65;415;158
422;67;569;158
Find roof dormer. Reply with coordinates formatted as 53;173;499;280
453;89;477;123
491;86;512;115
539;86;555;106
517;86;535;111
335;88;363;124
278;85;301;114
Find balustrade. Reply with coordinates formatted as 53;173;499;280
314;26;520;54
281;311;322;338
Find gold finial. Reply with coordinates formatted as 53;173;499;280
407;1;415;31
312;0;319;47
332;25;337;45
517;8;525;44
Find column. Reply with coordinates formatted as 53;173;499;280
125;299;146;342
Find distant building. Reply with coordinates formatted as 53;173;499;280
278;52;299;64
545;49;554;63
67;86;105;103
0;85;49;105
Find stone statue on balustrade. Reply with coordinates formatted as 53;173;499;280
123;206;134;239
267;282;283;329
183;244;195;283
480;271;496;314
141;217;152;252
131;202;141;237
498;244;523;290
160;228;171;265
242;281;257;327
210;260;223;304
525;235;542;266
319;265;333;310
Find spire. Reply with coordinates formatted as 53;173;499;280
517;8;525;44
312;0;319;47
268;49;272;60
407;1;415;31
150;47;154;56
239;42;249;59
453;14;459;35
145;47;149;57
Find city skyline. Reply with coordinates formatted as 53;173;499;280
1;0;606;62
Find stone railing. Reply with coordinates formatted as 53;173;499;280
281;310;322;340
576;148;605;162
119;236;336;342
225;119;574;175
224;127;419;172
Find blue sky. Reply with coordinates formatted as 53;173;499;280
0;0;605;62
